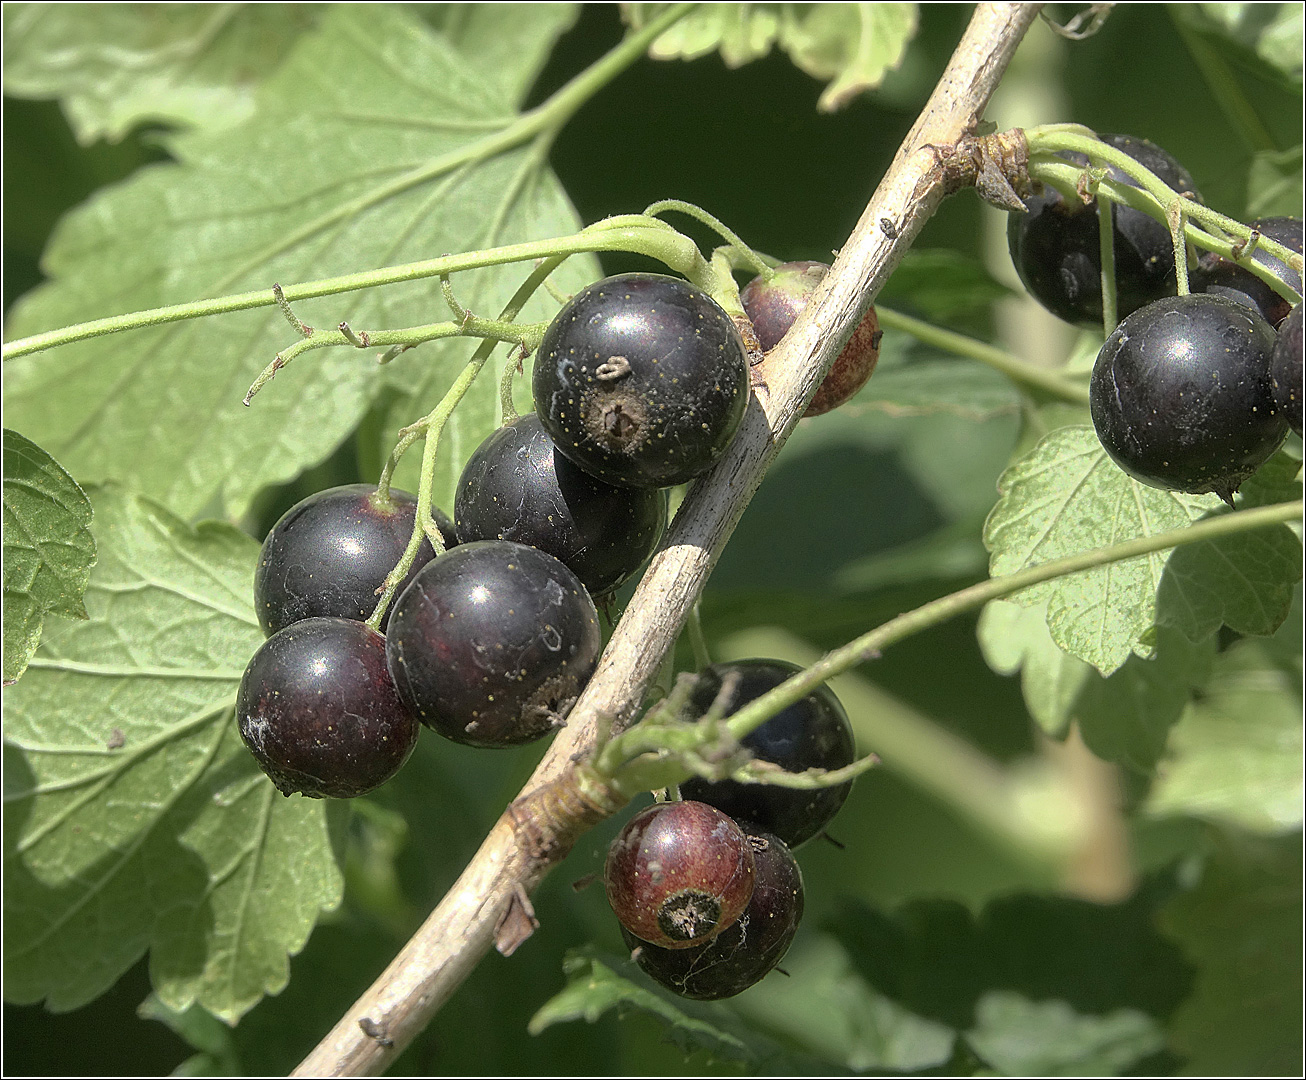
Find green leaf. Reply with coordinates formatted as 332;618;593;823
983;426;1297;676
778;4;920;112
965;991;1165;1077
3;4;597;522
529;949;753;1062
1246;145;1304;218
847;347;1022;421
3;430;96;686
1160;834;1303;1077
978;600;1216;772
1145;639;1304;833
624;3;919;112
1;4;326;143
1191;3;1304;85
2;485;343;1022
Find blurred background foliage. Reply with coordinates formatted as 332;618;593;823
3;3;1300;1075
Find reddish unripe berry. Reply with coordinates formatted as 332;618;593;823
605;801;756;949
622;825;804;999
740;261;881;416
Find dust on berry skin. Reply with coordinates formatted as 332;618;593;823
385;541;601;748
605;801;756;950
1089;294;1286;503
533;274;749;489
236;617;418;799
622;826;804;999
740;261;881;416
254;484;454;635
454;413;666;598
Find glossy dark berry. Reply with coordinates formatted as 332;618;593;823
1272;303;1303;437
1008;133;1203;327
679;660;855;849
255;484;455;635
740;261;881;416
605;800;756;949
622;825;803;999
533;273;749;488
1090;294;1286;501
385;540;601;748
454;413;667;597
1193;217;1303;328
237;617;418;799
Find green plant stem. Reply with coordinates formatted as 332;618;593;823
2;4;698;364
716;498;1302;754
876;306;1091;404
1098;197;1118;335
643;199;772;279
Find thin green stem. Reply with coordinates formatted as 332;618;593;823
876;306;1091;404
1098;197;1118;335
1168;199;1191;296
643;199;772;279
2;4;698;364
718;499;1302;748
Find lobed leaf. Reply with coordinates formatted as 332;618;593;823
2;485;343;1022
2;429;96;685
983;426;1298;676
624;3;919;111
3;4;597;523
1145;639;1304;833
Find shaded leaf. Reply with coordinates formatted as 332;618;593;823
1;3;325;144
1145;639;1303;833
1159;834;1303;1077
529;949;752;1062
624;3;919;111
2;485;343;1022
1246;144;1304;218
978;599;1216;772
878;249;1016;333
2;429;96;685
4;4;597;522
984;426;1296;675
846;349;1022;421
965;991;1164;1077
1190;3;1304;85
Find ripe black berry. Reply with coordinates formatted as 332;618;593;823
605;800;756;949
384;540;601;747
1089;293;1286;501
454;413;667;597
678;660;855;849
237;617;418;799
740;261;881;416
1008;133;1202;327
621;825;803;999
1193;216;1303;328
532;273;749;488
1272;303;1303;437
255;484;454;635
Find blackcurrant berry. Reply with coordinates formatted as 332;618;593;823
254;484;455;635
1089;293;1286;501
384;540;602;748
605;800;756;949
532;273;750;488
740;261;881;416
1008;133;1203;327
1272;303;1303;438
454;413;667;597
236;617;418;799
678;660;855;849
1193;216;1303;328
621;825;803;999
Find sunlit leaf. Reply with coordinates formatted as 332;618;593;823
2;429;96;685
2;485;343;1022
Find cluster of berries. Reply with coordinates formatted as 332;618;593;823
604;660;855;1000
235;272;753;796
1007;131;1302;503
